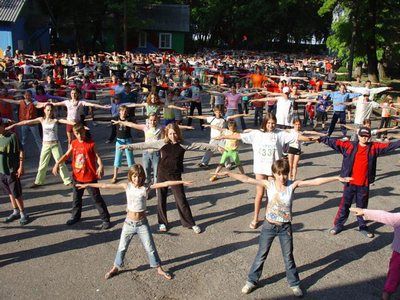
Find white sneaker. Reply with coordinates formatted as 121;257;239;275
192;225;201;234
158;224;168;232
241;282;256;294
341;136;349;141
291;286;303;297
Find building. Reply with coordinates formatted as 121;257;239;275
0;0;50;56
133;4;190;53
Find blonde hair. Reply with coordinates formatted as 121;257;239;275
163;123;183;143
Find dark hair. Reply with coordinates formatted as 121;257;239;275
127;164;146;187
271;159;290;176
72;123;85;132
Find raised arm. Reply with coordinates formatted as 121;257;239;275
6;117;41;130
221;172;267;187
151;180;193;189
293;176;351;189
111;120;146;131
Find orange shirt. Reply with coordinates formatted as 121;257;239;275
250;73;267;88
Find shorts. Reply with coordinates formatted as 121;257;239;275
316;111;328;122
220;150;241;165
66;115;86;133
0;173;22;198
288;147;301;155
163;119;175;126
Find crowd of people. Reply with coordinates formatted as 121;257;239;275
0;48;400;299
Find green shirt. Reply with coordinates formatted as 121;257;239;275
0;133;21;175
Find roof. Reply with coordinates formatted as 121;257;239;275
141;4;190;32
0;0;26;23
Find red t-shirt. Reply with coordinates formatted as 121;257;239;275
350;145;369;186
70;139;98;183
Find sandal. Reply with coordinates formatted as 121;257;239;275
105;267;119;280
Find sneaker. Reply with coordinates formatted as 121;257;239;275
192;225;201;234
105;139;113;144
329;226;342;235
66;218;80;226
101;221;111;230
29;183;41;189
241;282;256;294
291;286;303;297
225;163;232;170
5;212;20;223
360;229;374;238
341;137;349;141
209;175;217;182
19;215;29;225
198;163;208;169
158;224;168;232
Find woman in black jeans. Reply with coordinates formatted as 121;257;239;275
122;123;216;234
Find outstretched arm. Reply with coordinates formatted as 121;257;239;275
293;176;351;189
150;180;193;189
76;182;127;190
111;120;146;131
6;117;41;130
226;113;249;120
219;172;268;188
350;208;400;227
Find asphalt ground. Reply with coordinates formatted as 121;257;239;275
1;112;400;300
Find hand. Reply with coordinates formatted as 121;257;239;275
182;180;194;186
119;145;128;150
349;207;364;216
217;146;225;153
104;105;111;109
338;177;353;183
202;124;210;128
75;184;87;190
187;126;195;130
96;166;104;179
111;120;119;124
17;166;24;178
52;164;59;176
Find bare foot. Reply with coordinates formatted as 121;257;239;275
105;266;119;280
157;267;172;280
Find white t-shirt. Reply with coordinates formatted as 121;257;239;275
63;100;87;121
353;98;380;125
241;129;297;175
276;97;293;126
126;183;147;212
207;116;225;139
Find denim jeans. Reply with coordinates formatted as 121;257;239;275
142;151;160;185
247;221;300;287
114;218;161;269
226;109;242;130
201;139;224;165
20;124;42;151
114;138;135;168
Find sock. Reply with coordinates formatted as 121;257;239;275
20;211;26;218
13;208;19;215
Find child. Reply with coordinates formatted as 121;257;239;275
377;96;396;140
303;100;315;127
350;207;400;300
189;107;246;168
287;119;302;180
76;164;187;280
209;121;245;182
109;105;135;183
314;94;331;131
219;159;350;297
52;124;111;229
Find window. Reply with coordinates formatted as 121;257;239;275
159;33;172;49
139;32;147;48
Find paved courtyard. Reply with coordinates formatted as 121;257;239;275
1;117;399;299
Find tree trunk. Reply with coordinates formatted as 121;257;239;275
348;1;361;81
365;0;379;82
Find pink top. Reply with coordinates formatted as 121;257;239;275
63;100;87;121
364;209;400;252
224;92;242;110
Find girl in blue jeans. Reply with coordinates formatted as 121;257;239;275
110;105;135;183
218;159;350;297
76;164;192;280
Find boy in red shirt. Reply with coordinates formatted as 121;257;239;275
52;124;111;229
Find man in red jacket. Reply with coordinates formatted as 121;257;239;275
319;127;400;238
